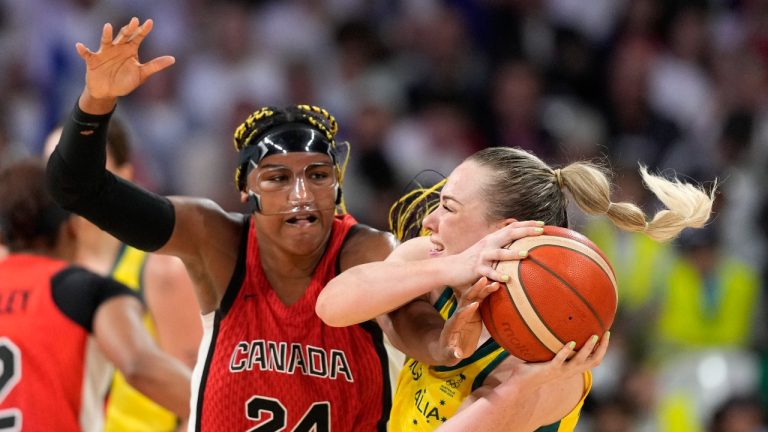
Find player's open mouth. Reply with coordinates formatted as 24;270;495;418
429;239;444;254
285;214;318;226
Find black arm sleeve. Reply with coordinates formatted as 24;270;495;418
46;103;175;251
51;266;142;333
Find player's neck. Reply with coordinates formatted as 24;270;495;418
75;230;122;276
258;245;326;305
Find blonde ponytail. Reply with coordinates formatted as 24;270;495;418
562;164;715;242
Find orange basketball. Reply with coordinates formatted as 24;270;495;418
479;226;617;362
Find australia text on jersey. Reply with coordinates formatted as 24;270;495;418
229;340;354;382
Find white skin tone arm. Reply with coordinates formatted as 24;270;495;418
143;254;202;368
316;221;544;327
93;295;192;420
317;221;545;366
436;333;608;432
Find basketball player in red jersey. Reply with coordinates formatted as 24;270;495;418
317;147;715;431
46;18;410;431
0;159;191;431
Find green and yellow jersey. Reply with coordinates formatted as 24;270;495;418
104;245;179;432
390;288;591;432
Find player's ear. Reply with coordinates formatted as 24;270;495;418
240;191;248;203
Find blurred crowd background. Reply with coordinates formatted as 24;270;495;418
1;0;767;430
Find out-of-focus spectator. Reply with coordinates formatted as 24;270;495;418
649;3;716;138
384;96;481;183
709;395;767;432
402;4;488;116
656;224;760;352
650;223;762;431
603;38;680;170
589;395;638;432
487;59;556;160
178;1;286;134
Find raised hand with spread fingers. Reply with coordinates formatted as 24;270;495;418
76;17;175;113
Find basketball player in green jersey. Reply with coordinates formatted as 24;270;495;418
44;121;201;432
318;147;715;431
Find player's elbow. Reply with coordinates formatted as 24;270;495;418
117;350;152;388
315;291;347;327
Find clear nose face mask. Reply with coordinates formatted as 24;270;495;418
247;160;339;215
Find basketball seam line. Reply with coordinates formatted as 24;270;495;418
527;252;607;332
516;255;564;348
501;262;561;355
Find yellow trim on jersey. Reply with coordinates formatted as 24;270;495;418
390;289;591;432
550;371;591;431
105;245;179;432
110;245;146;291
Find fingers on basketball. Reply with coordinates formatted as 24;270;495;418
480;226;617;363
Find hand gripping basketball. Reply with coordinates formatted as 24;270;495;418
439;277;501;365
480;226;618;362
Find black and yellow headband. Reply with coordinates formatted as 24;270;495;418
236;122;337;170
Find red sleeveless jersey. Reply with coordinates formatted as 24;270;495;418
0;255;111;432
192;215;392;431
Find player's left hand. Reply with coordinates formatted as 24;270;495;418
512;331;610;389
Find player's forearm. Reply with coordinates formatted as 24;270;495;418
436;378;537;432
123;349;192;419
317;258;454;327
387;301;459;365
46;102;176;252
439;368;586;432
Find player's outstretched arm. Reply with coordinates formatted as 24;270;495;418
47;18;244;313
436;333;609;432
46;16;182;255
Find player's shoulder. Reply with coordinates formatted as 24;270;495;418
339;224;397;270
347;224;396;247
143;253;189;287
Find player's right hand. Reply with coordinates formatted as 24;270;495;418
446;220;543;287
